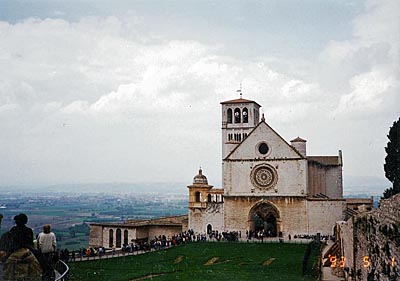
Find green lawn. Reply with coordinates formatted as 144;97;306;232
69;242;320;281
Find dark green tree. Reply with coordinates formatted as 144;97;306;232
383;117;400;198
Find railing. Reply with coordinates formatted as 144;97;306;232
54;260;69;281
189;202;207;208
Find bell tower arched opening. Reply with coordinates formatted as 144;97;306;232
248;202;281;237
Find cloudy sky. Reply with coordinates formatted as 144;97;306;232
0;0;398;191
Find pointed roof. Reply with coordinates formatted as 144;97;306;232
220;98;261;107
291;137;307;142
224;120;305;160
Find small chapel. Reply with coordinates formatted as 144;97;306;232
187;96;346;237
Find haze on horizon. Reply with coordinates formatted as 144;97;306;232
0;1;398;193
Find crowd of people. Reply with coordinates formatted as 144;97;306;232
0;212;331;280
293;233;335;241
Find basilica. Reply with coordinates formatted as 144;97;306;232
89;96;372;248
188;96;345;237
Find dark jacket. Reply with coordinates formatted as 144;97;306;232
7;225;34;253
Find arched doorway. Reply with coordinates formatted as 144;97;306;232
207;224;212;234
248;201;281;237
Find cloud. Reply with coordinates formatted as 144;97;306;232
316;0;399;120
0;0;398;185
334;68;397;116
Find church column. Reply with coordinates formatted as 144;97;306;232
276;219;282;236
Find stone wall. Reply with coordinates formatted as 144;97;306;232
223;159;307;196
188;208;205;233
89;224;103;247
308;163;342;199
204;203;224;232
189;202;224;233
307;199;345;235
223;196;310;235
148;225;183;240
337;194;400;281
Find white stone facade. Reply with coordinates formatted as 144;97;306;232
188;97;345;237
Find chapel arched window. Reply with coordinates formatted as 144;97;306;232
124;230;129;246
116;228;122;248
109;229;114;248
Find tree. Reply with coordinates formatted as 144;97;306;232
383;117;400;198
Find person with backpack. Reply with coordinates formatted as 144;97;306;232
0;213;42;281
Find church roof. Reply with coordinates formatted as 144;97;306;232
193;168;208;185
345;198;373;204
224;120;305;160
187;168;213;189
307;156;341;166
220;98;261;107
291;137;307;142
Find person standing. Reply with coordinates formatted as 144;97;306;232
37;224;56;280
1;213;42;281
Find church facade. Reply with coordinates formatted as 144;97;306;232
188;97;346;237
90;96;358;249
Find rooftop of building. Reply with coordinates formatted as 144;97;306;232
90;214;188;228
220;98;261;107
307;156;341;166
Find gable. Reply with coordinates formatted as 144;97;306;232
226;121;303;160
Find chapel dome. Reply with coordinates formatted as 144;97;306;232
193;168;208;185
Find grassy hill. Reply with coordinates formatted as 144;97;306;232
69;242;320;280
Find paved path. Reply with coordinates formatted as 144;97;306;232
320;241;345;281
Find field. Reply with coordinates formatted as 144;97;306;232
0;189;187;250
69;242;320;281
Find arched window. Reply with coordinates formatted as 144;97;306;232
227;108;233;124
116;228;122;248
124;230;129;246
195;191;201;202
234;108;241;123
207;194;212;202
109;229;114;248
243;108;248;123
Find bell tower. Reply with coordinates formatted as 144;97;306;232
220;94;261;158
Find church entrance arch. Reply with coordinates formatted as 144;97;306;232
248;202;281;237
